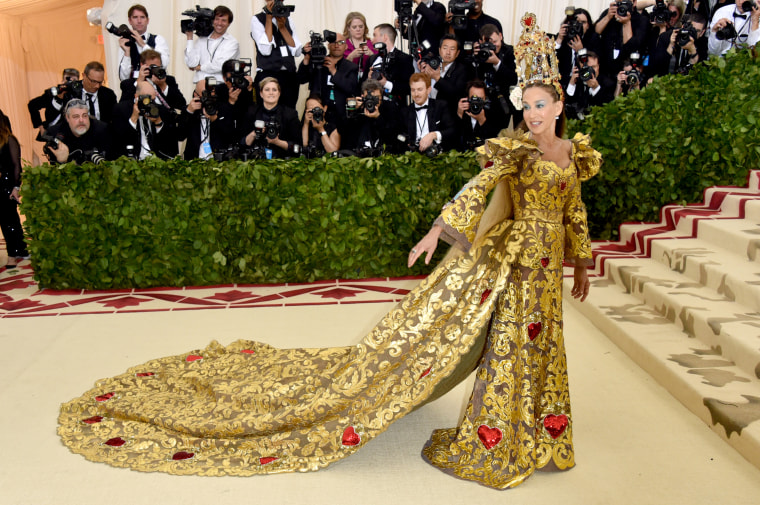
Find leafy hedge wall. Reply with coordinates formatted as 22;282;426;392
569;47;760;240
22;152;476;289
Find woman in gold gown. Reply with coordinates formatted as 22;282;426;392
57;14;601;490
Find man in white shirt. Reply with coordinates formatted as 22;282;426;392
185;5;240;83
117;4;170;81
708;0;760;56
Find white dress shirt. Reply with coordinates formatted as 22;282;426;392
118;32;170;81
708;4;760;56
184;32;240;83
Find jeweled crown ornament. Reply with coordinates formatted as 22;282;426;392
510;12;563;111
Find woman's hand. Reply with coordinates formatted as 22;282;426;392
408;225;442;267
571;265;590;302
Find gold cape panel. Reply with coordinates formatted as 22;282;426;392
58;133;601;489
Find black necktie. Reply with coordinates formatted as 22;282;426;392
86;93;96;116
415;105;428;111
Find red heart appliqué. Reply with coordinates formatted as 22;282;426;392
82;416;104;424
544;414;569;439
172;451;195;461
560;181;567;191
342;426;361;446
259;457;278;465
528;322;542;340
105;437;126;447
480;289;492;305
540;257;550;268
186;355;203;362
95;392;114;402
477;424;503;450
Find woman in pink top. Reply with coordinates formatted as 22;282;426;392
343;12;377;79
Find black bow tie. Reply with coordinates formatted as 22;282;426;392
735;12;749;19
415;105;428;111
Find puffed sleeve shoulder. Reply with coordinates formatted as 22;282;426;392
434;133;538;251
570;132;602;181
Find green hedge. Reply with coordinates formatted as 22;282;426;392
22;152;476;289
569;47;760;240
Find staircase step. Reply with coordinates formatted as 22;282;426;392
564;275;760;471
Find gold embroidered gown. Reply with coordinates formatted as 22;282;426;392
58;132;601;489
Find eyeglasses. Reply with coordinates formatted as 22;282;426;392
331;40;347;45
64;99;89;114
85;74;103;85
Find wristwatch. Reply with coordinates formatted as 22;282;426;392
320;131;327;136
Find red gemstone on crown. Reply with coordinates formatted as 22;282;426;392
186;355;203;362
95;392;114;402
172;451;195;461
105;437;126;447
477;424;503;450
82;416;104;424
259;457;278;465
528;322;542;340
342;426;361;446
419;367;432;379
544;414;569;439
135;372;154;377
241;349;255;354
480;289;492;305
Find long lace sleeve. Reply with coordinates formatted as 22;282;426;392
7;136;22;187
434;136;537;251
563;133;601;266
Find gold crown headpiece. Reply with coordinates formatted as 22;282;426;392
510;13;563;111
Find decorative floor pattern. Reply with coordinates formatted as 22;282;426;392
0;254;424;318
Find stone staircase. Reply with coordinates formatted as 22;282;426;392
564;170;760;470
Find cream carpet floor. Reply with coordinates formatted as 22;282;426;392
2;291;760;504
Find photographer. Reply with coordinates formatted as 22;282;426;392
251;0;302;108
566;49;615;119
614;55;646;97
595;1;651;78
708;0;760;56
471;24;518;130
447;0;502;48
370;23;415;107
119;50;186;112
642;0;686;77
116;4;170;82
420;34;469;118
240;77;301;159
342;79;401;155
45;99;112;165
71;61;117;124
298;31;360;128
27;67;80;138
667;13;708;72
398;0;447;55
556;8;601;90
177;79;236;160
184;5;240;83
455;79;499;151
301;94;341;157
402;72;455;154
111;81;179;160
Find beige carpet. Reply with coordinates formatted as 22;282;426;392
2;288;760;504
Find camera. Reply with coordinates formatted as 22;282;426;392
420;51;442;70
84;149;106;165
395;0;414;22
180;5;214;38
225;59;251;90
449;0;475;30
622;54;644;90
346;93;381;118
467;95;489;115
201;76;219;116
41;134;61;160
263;119;280;140
676;21;697;47
576;48;595;82
49;79;83;97
147;64;166;80
743;1;758;11
310;107;324;123
675;62;693;75
566;18;584;41
303;144;326;159
474;41;497;64
137;94;161;119
616;0;634;17
715;23;737;41
370;42;395;81
651;0;675;25
105;22;133;40
306;31;334;67
268;0;295;18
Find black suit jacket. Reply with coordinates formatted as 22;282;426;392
110;100;179;160
456;109;502;151
119;76;187;112
403;98;456;150
27;91;60;129
298;58;360;125
76;83;117;124
595;9;650;77
177;105;237;160
370;49;415;107
433;61;470;117
46;118;113;164
240;104;301;159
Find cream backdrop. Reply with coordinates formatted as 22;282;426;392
1;0;610;165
